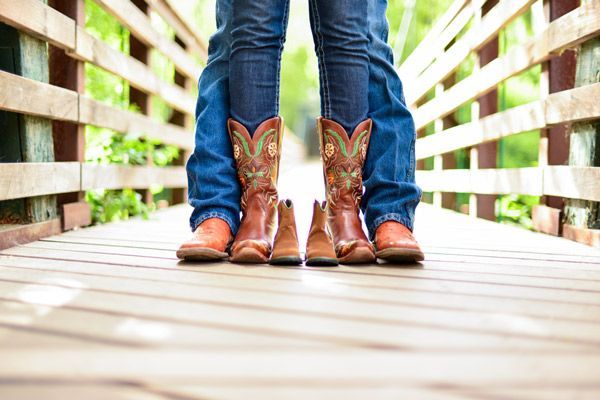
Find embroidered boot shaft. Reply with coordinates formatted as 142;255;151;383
228;117;283;263
318;117;376;264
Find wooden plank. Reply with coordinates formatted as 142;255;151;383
0;69;78;122
73;27;195;115
417;168;543;196
405;0;536;105
0;0;76;49
161;0;209;56
563;224;600;248
413;3;600;129
144;0;207;60
61;201;91;231
94;0;200;80
416;100;545;159
0;276;595;352
544;166;600;202
532;204;562;236
0;162;81;201
398;0;470;80
78;96;193;150
80;165;186;190
0;219;61;250
415;83;600;160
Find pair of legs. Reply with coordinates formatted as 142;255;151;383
180;0;423;262
230;0;368;135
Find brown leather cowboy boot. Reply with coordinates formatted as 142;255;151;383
375;221;424;262
176;218;233;261
305;200;338;266
227;117;283;263
317;117;376;264
270;199;302;266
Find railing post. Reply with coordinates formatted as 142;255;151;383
474;0;498;221
170;36;194;206
532;0;578;236
563;34;600;246
0;0;59;236
49;0;91;231
130;0;154;206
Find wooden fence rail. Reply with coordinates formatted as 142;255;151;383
404;0;600;246
0;0;202;245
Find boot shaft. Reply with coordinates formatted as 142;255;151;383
317;117;372;212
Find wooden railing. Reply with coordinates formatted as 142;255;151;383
403;0;600;246
0;0;205;245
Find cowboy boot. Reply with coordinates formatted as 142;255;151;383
227;117;283;263
270;199;302;266
305;200;338;266
317;117;376;264
375;221;425;262
176;218;233;261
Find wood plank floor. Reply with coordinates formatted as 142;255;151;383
1;162;600;399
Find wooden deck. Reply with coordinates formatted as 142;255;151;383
1;163;600;399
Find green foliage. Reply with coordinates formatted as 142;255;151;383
497;195;539;230
86;189;152;224
84;0;180;224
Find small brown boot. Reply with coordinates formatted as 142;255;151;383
305;200;338;266
318;117;376;264
176;218;233;261
228;117;283;263
270;199;302;266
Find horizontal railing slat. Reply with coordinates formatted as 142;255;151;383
0;163;81;201
144;0;208;61
404;0;536;106
0;70;193;150
413;3;600;130
417;167;600;202
0;0;195;115
416;83;600;159
94;0;201;80
0;163;186;201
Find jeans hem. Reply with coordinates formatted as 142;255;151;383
190;211;238;235
368;212;414;241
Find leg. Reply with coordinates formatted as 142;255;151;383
310;0;375;264
309;0;369;134
226;0;290;263
229;0;290;135
179;0;237;261
363;0;423;262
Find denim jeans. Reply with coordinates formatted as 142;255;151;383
229;0;369;135
187;0;422;239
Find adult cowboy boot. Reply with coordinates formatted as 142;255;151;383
317;117;376;264
228;117;283;263
270;199;302;266
375;221;425;262
176;218;233;261
305;200;338;266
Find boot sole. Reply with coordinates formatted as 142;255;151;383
176;248;228;261
338;247;376;265
230;247;269;264
376;248;425;263
269;256;303;266
305;257;339;267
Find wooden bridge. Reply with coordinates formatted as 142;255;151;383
1;0;600;398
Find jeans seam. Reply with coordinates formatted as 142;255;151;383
191;211;237;234
275;0;290;115
310;0;331;117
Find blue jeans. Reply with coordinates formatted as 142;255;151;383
229;0;369;135
187;0;422;239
